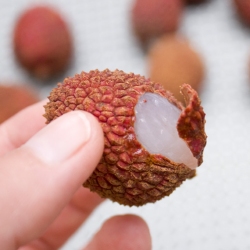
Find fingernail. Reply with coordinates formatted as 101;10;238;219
25;111;91;164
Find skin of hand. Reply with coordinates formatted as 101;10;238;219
0;101;152;250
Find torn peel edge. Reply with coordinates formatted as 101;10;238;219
177;84;207;166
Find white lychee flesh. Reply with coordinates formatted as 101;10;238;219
134;93;198;169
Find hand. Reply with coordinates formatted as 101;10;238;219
0;101;151;250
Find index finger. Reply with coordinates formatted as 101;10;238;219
0;100;47;156
19;187;104;250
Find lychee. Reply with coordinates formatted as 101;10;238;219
0;84;39;124
44;69;206;206
148;34;205;103
131;0;183;43
13;6;73;79
233;0;250;27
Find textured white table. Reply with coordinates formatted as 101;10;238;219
1;0;250;249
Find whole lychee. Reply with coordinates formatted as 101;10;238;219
233;0;250;27
13;6;73;79
148;34;205;103
44;69;206;206
131;0;183;43
0;84;39;123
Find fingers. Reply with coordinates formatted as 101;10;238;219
84;215;152;250
0;100;47;156
39;188;104;248
23;188;104;250
0;111;104;249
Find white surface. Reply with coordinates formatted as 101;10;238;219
1;0;250;249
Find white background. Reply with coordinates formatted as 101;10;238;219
1;0;250;249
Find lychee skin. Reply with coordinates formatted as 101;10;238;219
0;85;38;124
13;6;72;79
131;0;183;43
233;0;250;27
44;69;206;206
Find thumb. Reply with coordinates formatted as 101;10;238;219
0;111;104;249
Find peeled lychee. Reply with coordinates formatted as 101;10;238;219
233;0;250;27
44;69;206;206
148;34;205;103
0;84;38;123
131;0;183;43
13;6;73;79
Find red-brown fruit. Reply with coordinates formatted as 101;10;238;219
233;0;250;26
148;34;205;103
44;69;206;206
131;0;183;43
0;84;39;123
13;6;72;79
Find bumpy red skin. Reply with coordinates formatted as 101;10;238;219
234;0;250;26
131;0;183;43
14;6;72;79
178;84;206;166
44;69;206;206
0;85;38;124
